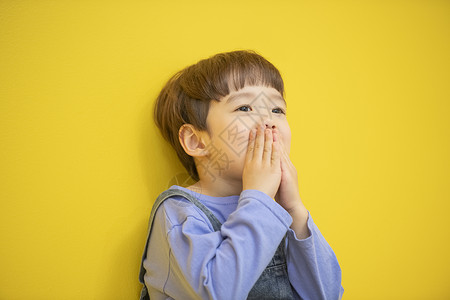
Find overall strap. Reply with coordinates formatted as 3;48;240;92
139;188;222;299
173;189;223;231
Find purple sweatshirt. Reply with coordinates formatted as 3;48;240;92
142;185;344;299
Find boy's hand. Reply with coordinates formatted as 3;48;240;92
273;129;310;238
242;125;281;200
272;129;301;213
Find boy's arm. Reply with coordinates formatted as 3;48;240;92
148;189;292;299
286;211;344;300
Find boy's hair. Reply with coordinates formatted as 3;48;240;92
153;50;285;182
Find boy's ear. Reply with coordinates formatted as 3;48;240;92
178;124;209;157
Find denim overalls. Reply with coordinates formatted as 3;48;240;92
139;188;296;300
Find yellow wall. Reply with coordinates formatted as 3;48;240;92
1;1;449;299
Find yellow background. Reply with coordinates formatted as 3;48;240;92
1;1;449;299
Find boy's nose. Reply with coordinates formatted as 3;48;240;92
264;121;276;129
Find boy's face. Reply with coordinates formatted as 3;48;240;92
199;85;291;183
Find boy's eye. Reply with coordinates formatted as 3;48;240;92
272;107;286;114
236;105;252;112
235;105;286;114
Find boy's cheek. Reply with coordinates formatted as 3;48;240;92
283;139;291;155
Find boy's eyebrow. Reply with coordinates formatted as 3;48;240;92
225;92;286;105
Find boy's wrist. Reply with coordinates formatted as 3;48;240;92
288;205;310;239
240;189;294;227
287;204;308;220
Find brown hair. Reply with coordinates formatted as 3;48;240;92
153;50;285;181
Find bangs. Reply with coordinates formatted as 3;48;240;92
225;61;285;97
180;50;285;102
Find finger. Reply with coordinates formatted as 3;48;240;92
273;129;285;151
272;128;283;169
245;128;256;162
253;125;265;161
276;137;293;170
262;128;273;164
272;129;285;160
272;128;278;142
271;140;281;167
277;136;290;162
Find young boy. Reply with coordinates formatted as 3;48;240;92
139;50;344;299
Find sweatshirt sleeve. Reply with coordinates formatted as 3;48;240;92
286;211;344;300
154;189;293;300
